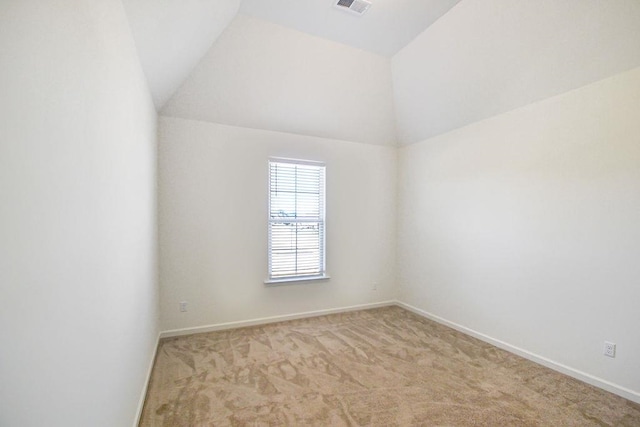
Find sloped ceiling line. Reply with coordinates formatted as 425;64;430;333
123;0;640;146
121;0;241;109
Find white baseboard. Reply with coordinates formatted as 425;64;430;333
395;300;640;404
133;331;161;427
160;300;396;339
150;300;639;405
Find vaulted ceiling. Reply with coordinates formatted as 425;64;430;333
392;0;640;144
122;0;640;145
239;0;462;56
121;0;241;107
122;0;460;110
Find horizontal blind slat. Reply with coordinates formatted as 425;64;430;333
268;160;325;280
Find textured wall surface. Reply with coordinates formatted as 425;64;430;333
0;1;159;425
159;117;397;331
398;67;640;402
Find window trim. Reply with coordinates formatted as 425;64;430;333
265;157;328;285
264;274;330;285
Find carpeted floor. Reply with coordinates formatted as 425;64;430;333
140;306;640;426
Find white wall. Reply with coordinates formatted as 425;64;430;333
398;67;640;402
0;1;159;426
159;116;396;331
392;0;640;144
162;14;397;147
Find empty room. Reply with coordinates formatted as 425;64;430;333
1;0;639;426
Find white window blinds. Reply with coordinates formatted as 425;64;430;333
268;159;326;281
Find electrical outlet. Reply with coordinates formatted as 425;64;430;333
603;341;616;358
372;282;378;291
179;301;188;312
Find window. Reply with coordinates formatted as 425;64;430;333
266;158;327;283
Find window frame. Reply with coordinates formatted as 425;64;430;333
265;157;329;285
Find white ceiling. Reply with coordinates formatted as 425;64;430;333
162;15;398;146
239;0;461;57
123;0;640;143
392;0;640;144
123;0;460;108
121;0;240;108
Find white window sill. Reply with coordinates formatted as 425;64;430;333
264;274;330;286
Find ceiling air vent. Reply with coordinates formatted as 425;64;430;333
335;0;372;16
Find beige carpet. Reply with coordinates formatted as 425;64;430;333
140;306;640;426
